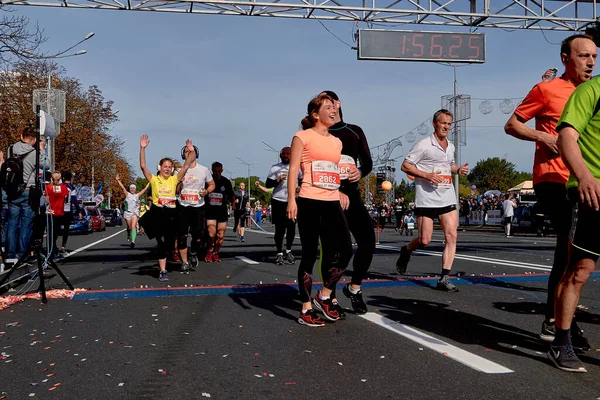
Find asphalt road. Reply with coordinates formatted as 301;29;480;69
1;221;600;399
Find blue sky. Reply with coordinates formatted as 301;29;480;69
13;6;577;183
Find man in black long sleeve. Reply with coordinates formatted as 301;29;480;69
321;90;376;316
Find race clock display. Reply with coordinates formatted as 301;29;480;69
358;30;486;63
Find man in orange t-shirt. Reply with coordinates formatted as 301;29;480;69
504;34;597;349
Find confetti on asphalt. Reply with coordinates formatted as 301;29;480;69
304;350;312;353
243;342;249;346
380;356;385;359
222;354;228;358
105;374;112;377
29;393;35;397
239;325;243;328
254;374;262;378
202;393;211;398
337;362;343;366
118;383;124;387
284;382;296;385
361;379;367;382
269;374;275;378
418;348;423;351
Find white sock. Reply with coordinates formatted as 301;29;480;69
319;292;330;301
301;309;309;314
348;284;360;295
277;252;283;256
506;225;511;236
286;249;291;253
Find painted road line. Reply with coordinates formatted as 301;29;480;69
236;256;259;265
360;312;513;374
63;229;127;259
376;244;552;272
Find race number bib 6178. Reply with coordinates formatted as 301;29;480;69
208;192;223;206
180;188;200;205
338;155;356;180
311;161;340;190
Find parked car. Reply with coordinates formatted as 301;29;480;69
86;206;106;232
69;209;93;234
101;209;122;227
512;203;553;236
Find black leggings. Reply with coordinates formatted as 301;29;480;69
534;182;573;321
61;212;73;248
50;215;66;255
154;207;177;260
296;197;352;303
176;204;205;254
331;189;376;298
272;199;296;253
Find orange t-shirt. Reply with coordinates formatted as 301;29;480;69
294;129;343;201
514;77;575;185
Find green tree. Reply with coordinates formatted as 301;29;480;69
467;157;532;193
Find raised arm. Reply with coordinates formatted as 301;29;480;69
137;181;151;198
115;173;129;196
139;135;153;182
176;139;197;181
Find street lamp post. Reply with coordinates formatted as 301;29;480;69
236;156;257;201
36;32;95;171
262;140;279;162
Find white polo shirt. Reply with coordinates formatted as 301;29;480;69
405;134;457;208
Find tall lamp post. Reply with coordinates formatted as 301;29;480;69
34;32;95;171
262;140;279;162
236;156;256;201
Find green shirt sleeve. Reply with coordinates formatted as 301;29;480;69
557;81;598;135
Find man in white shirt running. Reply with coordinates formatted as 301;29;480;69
395;109;469;292
501;194;516;237
265;147;302;265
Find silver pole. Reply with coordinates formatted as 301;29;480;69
453;66;460;204
47;72;55;171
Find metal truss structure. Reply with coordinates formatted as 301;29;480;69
1;0;598;32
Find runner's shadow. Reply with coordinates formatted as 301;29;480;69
368;296;547;361
493;301;600;326
229;286;300;322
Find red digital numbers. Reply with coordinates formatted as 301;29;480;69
468;36;480;59
430;34;443;57
449;35;462;59
412;33;424;57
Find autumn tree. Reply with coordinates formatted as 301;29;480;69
0;59;130;205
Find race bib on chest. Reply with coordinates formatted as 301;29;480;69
208;192;223;206
436;168;452;187
407;222;415;230
311;161;340;190
338;155;356;180
180;188;200;205
158;196;176;208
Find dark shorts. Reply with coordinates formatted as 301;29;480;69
206;205;228;223
414;205;456;220
569;188;600;258
176;204;205;237
503;216;513;225
234;211;246;227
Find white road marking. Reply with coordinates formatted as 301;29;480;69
376;244;552;272
63;229;127;259
235;256;259;265
360;312;514;374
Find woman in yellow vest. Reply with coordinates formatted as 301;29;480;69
139;134;196;282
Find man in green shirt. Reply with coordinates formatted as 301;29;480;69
554;69;600;373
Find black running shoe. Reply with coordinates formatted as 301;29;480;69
395;245;411;274
332;302;346;320
539;319;555;342
189;253;199;270
343;283;368;314
275;253;284;266
548;344;587;373
285;251;295;265
571;325;591;352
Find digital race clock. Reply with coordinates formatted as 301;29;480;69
358;29;486;63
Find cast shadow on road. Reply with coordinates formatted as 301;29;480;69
228;287;300;322
368;295;548;362
493;301;600;327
